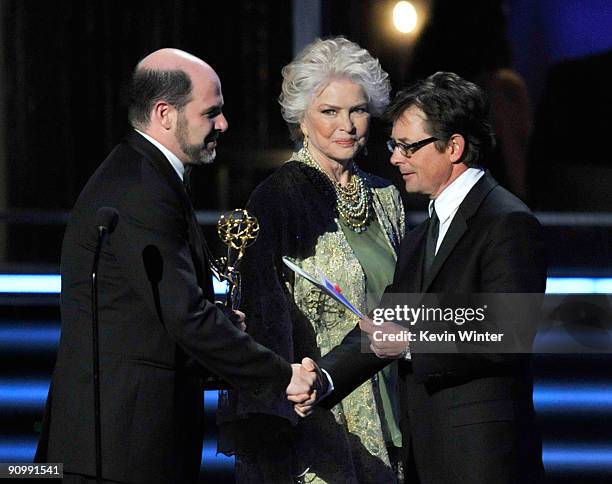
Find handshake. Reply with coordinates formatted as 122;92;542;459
285;358;327;418
284;316;409;417
227;308;328;417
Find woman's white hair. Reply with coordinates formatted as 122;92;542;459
279;37;391;141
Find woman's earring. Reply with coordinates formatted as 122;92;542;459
303;135;309;150
363;146;369;157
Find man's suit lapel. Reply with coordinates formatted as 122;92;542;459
125;131;191;210
125;131;214;300
422;172;498;292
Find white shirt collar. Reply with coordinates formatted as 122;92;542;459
134;129;185;181
430;167;485;223
429;167;485;254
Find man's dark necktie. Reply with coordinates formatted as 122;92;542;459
423;204;439;282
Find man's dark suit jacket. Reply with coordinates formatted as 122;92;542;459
36;131;292;483
320;172;546;483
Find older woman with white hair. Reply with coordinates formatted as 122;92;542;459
219;37;405;484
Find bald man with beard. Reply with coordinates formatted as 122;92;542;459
35;49;319;484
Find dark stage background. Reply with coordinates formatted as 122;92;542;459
0;0;611;482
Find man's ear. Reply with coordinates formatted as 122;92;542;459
152;101;176;131
448;134;465;164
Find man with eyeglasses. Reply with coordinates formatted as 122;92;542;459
297;72;546;483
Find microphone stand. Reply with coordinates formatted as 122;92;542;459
91;225;108;484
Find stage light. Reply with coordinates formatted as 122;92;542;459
0;379;49;410
3;275;611;295
393;1;418;34
0;274;229;297
543;444;612;471
546;277;612;294
0;275;60;294
534;384;612;413
0;437;38;462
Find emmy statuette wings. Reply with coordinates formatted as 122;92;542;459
198;209;259;391
210;209;260;309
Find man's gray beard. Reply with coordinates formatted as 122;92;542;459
176;114;216;165
186;145;216;165
178;136;216;165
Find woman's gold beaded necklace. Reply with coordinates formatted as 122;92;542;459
298;147;371;233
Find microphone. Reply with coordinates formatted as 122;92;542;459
91;206;118;484
95;207;119;236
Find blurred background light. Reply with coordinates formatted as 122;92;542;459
2;275;611;295
393;1;418;34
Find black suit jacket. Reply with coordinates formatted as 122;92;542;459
37;132;292;483
320;172;546;483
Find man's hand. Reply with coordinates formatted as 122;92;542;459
286;357;324;417
293;391;319;418
216;302;247;331
360;316;409;358
231;309;246;331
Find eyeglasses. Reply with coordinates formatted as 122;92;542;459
386;137;438;157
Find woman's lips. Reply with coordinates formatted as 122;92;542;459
335;139;356;147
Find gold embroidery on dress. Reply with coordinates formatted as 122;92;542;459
287;155;405;483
